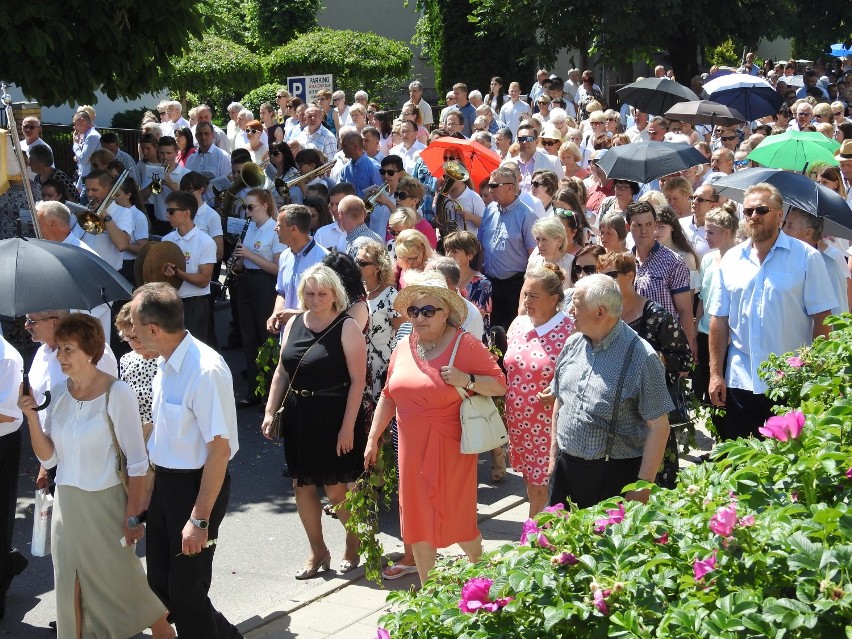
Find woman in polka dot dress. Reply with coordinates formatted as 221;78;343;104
504;264;574;517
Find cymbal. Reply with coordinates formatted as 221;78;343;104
139;240;184;289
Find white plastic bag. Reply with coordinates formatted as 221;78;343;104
31;488;53;557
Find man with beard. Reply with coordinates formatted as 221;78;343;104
707;183;836;440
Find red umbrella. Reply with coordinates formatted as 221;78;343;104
419;137;501;189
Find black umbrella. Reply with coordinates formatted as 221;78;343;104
616;78;700;116
0;238;133;409
663;100;747;127
712;168;852;240
596;142;709;184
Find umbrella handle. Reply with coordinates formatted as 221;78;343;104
22;374;52;411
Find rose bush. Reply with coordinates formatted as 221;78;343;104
378;317;852;638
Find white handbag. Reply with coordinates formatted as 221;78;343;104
448;333;508;455
32;488;53;557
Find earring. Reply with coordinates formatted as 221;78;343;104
88;358;92;363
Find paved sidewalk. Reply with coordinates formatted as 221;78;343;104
240;495;529;639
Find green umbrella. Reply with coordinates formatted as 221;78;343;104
747;131;839;172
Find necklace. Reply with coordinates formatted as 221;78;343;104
365;281;383;296
416;326;449;360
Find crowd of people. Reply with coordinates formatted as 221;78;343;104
2;51;852;635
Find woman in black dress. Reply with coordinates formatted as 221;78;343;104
261;264;368;578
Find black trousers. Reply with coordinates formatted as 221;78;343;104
548;450;642;510
488;272;524;331
694;331;711;404
721;387;776;441
0;430;21;588
183;295;211;344
236;270;277;395
146;468;241;639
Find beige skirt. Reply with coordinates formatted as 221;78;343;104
53;483;166;639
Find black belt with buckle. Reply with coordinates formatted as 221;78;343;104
292;382;350;397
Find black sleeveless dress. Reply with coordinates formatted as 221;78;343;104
280;312;367;486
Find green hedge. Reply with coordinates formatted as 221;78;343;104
239;83;283;118
378;315;852;638
265;28;412;106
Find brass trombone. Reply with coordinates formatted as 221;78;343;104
364;183;390;213
65;169;130;235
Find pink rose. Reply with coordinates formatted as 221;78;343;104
846;468;852;480
593;588;612;614
655;531;669;544
594;502;626;534
458;577;512;613
738;515;755;528
786;356;804;368
709;504;737;537
759;410;805;441
693;549;717;581
520;518;539;544
535;532;554;550
375;629;390;639
551;551;578;566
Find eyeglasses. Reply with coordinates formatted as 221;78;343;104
518;135;536;143
367;110;376;115
605;117;617;122
121;334;141;344
603;271;620;279
572;264;597;276
394;191;412;200
689;195;716;204
356;259;375;267
590;121;605;126
245;129;259;135
487;182;514;189
531;181;545;188
158;111;167;116
22;124;37;130
165;207;187;216
743;206;777;216
542;139;560;147
379;169;399;176
719;135;738;141
796;113;812;118
245;204;263;212
406;305;443;318
24;316;58;325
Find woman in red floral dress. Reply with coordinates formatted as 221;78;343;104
504;264;575;516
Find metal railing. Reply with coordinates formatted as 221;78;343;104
39;125;141;180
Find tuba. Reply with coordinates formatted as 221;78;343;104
434;160;471;236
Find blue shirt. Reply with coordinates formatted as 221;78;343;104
275;238;329;308
339;153;382;198
368;203;391;239
477;197;536;280
707;231;836;394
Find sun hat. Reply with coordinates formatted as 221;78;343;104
540;127;563;141
393;271;468;327
836;140;852;160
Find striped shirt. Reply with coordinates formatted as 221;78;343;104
552;321;673;459
632;241;690;320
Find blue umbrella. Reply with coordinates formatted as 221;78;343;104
703;73;784;121
711;168;852;241
830;43;852;58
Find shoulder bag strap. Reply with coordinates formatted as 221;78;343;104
281;313;350;406
446;331;470;402
604;335;640;461
103;378;127;480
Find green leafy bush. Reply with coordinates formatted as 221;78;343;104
111;107;155;130
265;29;412;106
240;83;283;118
377;317;852;638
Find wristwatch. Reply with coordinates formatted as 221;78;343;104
465;374;476;391
102;215;113;223
189;517;209;530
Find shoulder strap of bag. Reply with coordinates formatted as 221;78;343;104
281;312;349;406
604;334;640;461
103;378;127;478
447;332;472;402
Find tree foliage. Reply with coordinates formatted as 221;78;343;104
469;0;852;86
414;0;534;98
0;0;205;106
266;29;412;105
240;83;283;117
167;34;264;114
253;0;321;50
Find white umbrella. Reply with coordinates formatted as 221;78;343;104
703;73;775;95
702;73;784;121
783;75;804;88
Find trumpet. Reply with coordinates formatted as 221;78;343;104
364;183;389;213
150;161;169;195
65;169;130;235
280;160;337;191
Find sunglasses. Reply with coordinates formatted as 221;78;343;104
518;135;536;143
720;135;738;141
356;259;375;267
603;271;620;279
367;110;376;116
246;129;259;134
165;207;186;216
743;206;776;216
379;169;399;176
542;139;560;147
22;124;37;130
590;121;605;125
406;305;443;318
487;182;513;189
689;195;716;204
531;181;545;188
394;191;411;199
606;117;617;122
121;334;141;344
245;204;263;212
572;264;597;276
158;111;167;116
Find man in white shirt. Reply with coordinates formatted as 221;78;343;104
331;90;353;130
160;191;217;343
314;183;355;251
185;122;231;203
499;82;531;136
404;80;434;127
625;109;650;143
503;124;564;193
267;204;329;334
130;283;241;639
193;104;230;152
529;69;551;106
20;116;51;157
681;184;715;259
389;120;426;174
0;334;25;619
71;111;101;197
297;105;338;161
142;136;189;237
82;170;133;270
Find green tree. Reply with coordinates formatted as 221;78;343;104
0;0;205;106
253;0;321;50
166;35;264;115
266;29;412;105
414;0;534;98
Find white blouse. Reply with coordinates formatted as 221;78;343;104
40;381;150;491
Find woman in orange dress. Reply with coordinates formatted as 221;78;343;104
364;272;507;584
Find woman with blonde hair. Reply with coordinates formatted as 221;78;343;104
394;228;433;288
394;174;438;248
527;217;574;274
558;141;590;179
